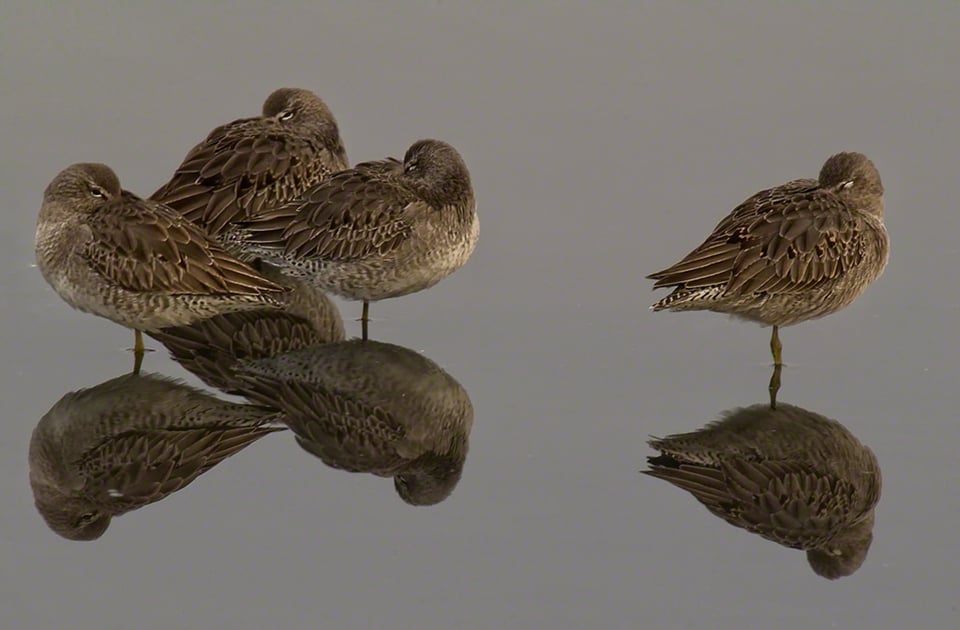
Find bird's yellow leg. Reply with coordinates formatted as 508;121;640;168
770;325;783;367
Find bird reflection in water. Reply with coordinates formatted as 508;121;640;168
29;373;283;541
644;403;881;579
235;340;473;505
153;305;473;506
148;263;345;394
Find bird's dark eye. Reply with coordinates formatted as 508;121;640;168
77;512;97;526
90;186;106;198
278;110;295;121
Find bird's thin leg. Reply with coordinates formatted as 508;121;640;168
133;330;145;375
768;363;782;410
770;325;783;367
361;301;370;341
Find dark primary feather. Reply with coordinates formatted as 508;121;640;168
242;158;416;262
648;180;867;297
82;192;287;297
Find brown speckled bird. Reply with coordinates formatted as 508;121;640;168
235;340;474;506
34;163;288;367
649;152;888;365
645;403;881;579
29;373;284;541
151;87;348;250
148;278;345;397
239;139;478;340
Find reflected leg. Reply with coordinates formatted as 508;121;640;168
361;300;370;341
768;363;782;409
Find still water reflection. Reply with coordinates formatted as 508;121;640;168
156;292;472;507
29;373;283;541
644;371;881;580
31;280;473;540
236;340;473;506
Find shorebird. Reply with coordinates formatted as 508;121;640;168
35;163;287;371
645;403;881;579
151;87;348;251
29;373;283;540
649;152;888;365
239;139;478;340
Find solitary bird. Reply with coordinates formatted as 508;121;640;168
239;139;479;340
151;87;348;252
35;163;287;368
648;152;888;365
235;340;474;506
29;373;284;540
644;403;881;579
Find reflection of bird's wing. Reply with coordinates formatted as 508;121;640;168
244;378;411;474
243;160;417;262
149;311;331;395
646;456;864;549
77;425;281;512
83;193;286;297
151;117;348;235
649;181;870;296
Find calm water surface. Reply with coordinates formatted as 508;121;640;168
2;2;959;628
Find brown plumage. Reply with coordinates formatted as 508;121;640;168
29;373;284;540
239;139;479;340
35;164;287;359
149;306;343;399
648;152;888;365
148;261;345;395
644;403;881;579
151;87;348;247
234;340;474;506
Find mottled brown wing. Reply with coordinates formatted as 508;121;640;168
243;377;408;473
244;161;415;262
149;311;328;395
648;181;867;296
647;457;859;548
79;425;281;511
83;193;287;297
151;117;347;236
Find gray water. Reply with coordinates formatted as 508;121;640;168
2;2;958;628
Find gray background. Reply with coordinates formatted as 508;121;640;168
2;2;958;628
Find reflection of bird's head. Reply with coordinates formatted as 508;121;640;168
33;486;111;541
806;513;875;579
394;456;465;506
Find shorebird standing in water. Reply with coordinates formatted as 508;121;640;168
240;139;479;340
35;163;287;372
648;152;888;366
